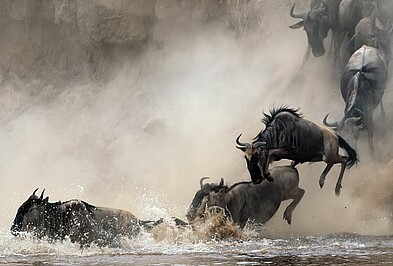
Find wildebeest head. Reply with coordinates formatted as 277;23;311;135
236;134;267;185
351;17;393;62
289;3;328;57
323;112;364;149
11;188;48;236
186;177;225;221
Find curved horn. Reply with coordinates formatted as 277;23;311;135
323;114;340;127
252;132;267;143
235;134;248;147
200;177;210;188
290;3;307;20
32;188;39;196
252;133;260;141
39;189;45;200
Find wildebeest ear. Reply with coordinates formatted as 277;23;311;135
289;21;304;29
253;141;266;148
218;187;227;194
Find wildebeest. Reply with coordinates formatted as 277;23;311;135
348;17;392;63
338;16;391;73
324;45;387;156
236;106;358;196
186;166;305;229
336;0;381;69
11;189;160;246
338;0;379;38
289;0;342;65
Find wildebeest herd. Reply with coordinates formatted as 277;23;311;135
10;0;393;246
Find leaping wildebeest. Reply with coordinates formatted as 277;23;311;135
186;166;305;228
289;0;342;66
11;189;161;246
324;45;388;156
236;106;358;196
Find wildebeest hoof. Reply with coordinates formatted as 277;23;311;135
283;209;292;225
319;179;325;189
335;185;342;197
253;178;263;184
265;174;274;182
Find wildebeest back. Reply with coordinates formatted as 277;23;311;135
341;45;387;113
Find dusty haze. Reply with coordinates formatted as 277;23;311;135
1;0;393;237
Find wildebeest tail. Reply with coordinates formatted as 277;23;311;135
338;135;358;169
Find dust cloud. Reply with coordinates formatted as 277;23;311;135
1;0;393;238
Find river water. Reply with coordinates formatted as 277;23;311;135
2;222;393;265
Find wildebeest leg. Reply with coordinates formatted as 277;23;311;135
335;160;347;196
283;188;305;225
333;29;347;69
319;163;333;188
264;149;290;181
322;131;351;196
333;29;345;67
380;101;386;120
300;45;311;70
367;122;375;157
328;34;333;57
323;154;348;196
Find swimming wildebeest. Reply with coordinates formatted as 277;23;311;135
186;166;305;229
324;45;388;156
11;189;161;246
236;106;358;196
289;0;342;65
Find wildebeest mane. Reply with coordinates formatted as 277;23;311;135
258;105;320;151
262;105;303;127
212;180;252;193
227;181;253;191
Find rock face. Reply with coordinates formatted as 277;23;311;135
0;0;270;81
77;0;156;46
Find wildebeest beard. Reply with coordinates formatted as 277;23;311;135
244;146;268;185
